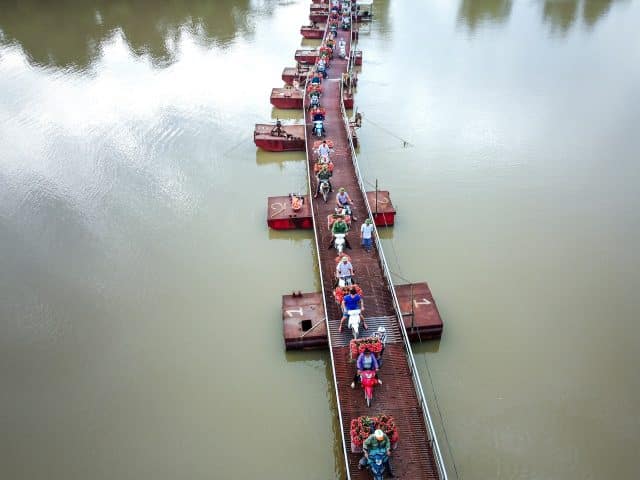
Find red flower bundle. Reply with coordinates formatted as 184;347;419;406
334;284;363;305
349;336;382;358
350;414;400;448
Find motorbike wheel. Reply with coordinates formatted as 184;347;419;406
351;326;358;339
366;394;371;408
322;186;328;203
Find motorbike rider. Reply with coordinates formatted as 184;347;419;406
314;164;333;198
351;346;379;387
336;188;357;220
340;287;367;333
358;429;395;477
317;139;331;160
335;255;354;289
329;217;351;249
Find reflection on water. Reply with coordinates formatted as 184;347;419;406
457;0;621;34
457;0;513;31
0;0;260;67
543;0;580;34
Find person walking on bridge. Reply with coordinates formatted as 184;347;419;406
360;218;375;252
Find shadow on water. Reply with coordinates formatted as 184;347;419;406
256;149;306;166
0;0;269;68
285;349;347;477
268;229;313;242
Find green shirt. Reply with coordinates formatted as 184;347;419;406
363;433;391;453
332;220;349;234
318;170;332;181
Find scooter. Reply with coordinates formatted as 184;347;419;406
309;92;320;109
319;179;331;202
338;40;346;59
338;203;352;217
313;120;325;137
337;274;353;287
347;308;361;338
360;369;379;407
333;233;346;254
367;448;389;480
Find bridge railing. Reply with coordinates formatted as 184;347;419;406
339;59;449;480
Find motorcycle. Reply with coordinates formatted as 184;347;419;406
333;232;346;254
337;203;352;218
347;308;361;338
337;273;354;288
309;92;320;109
360;369;379;408
313;120;325;137
367;448;389;480
341;16;351;30
319;179;331;202
338;40;346;59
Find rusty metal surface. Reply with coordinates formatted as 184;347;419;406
282;292;327;349
366;190;395;216
302;21;442;480
396;282;443;339
268;195;311;222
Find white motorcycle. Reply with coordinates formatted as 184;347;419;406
333;233;346;253
337;273;354;288
338;40;346;59
319;179;331;202
347;308;362;338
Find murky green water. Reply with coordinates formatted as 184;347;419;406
1;1;639;479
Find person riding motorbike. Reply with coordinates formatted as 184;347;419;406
329;218;351;249
317;139;331;160
314;164;333;198
351;347;378;387
336;188;356;220
358;429;395;477
340;287;367;334
335;254;354;286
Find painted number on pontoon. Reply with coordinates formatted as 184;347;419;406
414;298;431;308
286;307;304;317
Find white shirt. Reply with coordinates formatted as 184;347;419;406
318;144;330;157
360;223;374;239
337;261;353;277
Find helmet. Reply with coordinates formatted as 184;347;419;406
365;218;372;224
374;429;385;440
341;256;348;262
377;326;386;334
339;187;345;192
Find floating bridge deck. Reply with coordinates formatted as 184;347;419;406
295;8;448;480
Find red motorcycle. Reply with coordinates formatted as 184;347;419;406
360;370;380;407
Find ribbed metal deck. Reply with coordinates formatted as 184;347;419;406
300;14;445;480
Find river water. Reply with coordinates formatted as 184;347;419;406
0;1;638;479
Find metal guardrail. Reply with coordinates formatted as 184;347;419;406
302;18;353;480
339;43;449;480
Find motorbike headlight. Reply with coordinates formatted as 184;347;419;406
375;459;383;465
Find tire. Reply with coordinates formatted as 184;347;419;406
366;395;371;408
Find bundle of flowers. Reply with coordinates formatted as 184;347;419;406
313;139;334;149
350;415;376;448
377;414;400;443
334;284;363;305
349;336;382;358
319;46;333;58
350;414;400;450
